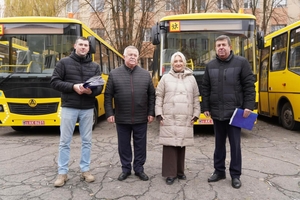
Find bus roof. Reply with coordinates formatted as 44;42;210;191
0;16;82;24
0;16;122;58
160;13;256;21
264;20;300;42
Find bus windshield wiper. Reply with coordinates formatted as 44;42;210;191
0;72;15;86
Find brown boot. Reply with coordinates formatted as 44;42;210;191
54;174;68;187
80;171;95;183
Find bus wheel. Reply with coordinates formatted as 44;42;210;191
281;102;300;130
92;106;98;130
11;126;32;132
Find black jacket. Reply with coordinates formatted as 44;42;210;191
104;65;155;124
201;51;255;120
50;51;103;109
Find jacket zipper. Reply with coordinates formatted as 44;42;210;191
130;72;135;124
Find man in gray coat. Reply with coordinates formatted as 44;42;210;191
104;46;155;181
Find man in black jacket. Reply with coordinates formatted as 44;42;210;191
104;46;155;181
202;35;255;189
51;37;103;187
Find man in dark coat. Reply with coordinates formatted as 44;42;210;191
51;37;103;187
202;35;255;189
104;46;155;181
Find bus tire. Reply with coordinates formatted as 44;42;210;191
280;102;300;130
92;106;98;130
11;126;32;132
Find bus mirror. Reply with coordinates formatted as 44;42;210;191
257;31;264;49
88;36;96;54
151;23;160;45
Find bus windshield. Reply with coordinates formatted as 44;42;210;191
151;14;259;125
0;23;81;76
160;19;256;75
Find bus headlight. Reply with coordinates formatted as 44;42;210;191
0;105;4;112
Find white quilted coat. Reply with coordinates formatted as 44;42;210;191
155;67;201;147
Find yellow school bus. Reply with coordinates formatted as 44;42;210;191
150;13;260;125
0;17;123;131
258;21;300;130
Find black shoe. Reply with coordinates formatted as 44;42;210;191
166;177;176;185
135;172;149;181
177;174;186;180
207;173;226;182
232;178;242;189
118;172;131;181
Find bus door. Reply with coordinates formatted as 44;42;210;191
268;34;288;116
259;51;270;116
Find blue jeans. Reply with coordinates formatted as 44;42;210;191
58;107;93;174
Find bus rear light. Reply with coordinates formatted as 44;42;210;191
162;66;165;74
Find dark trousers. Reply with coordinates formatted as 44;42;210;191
162;146;185;178
213;119;241;179
116;123;147;173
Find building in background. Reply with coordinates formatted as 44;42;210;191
56;0;300;69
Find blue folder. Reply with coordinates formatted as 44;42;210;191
229;108;258;130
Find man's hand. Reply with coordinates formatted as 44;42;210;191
243;108;252;118
204;111;211;118
148;116;154;124
73;84;92;95
107;116;115;123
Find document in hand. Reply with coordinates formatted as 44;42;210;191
83;76;105;89
229;108;258;130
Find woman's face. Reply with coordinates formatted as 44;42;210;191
172;55;184;72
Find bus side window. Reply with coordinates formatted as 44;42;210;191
271;33;287;71
101;45;109;75
289;47;300;68
279;51;286;70
271;51;286;71
271;52;280;70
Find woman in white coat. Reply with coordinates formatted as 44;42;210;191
155;52;200;185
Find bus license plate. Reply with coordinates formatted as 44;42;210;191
199;119;213;124
23;120;45;126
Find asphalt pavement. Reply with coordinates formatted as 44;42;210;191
0;116;299;200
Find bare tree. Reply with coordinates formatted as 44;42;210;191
82;0;167;61
2;0;293;57
189;0;215;12
221;0;290;34
260;0;290;34
4;0;63;16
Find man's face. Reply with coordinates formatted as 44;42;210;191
124;48;139;68
74;39;90;57
215;39;231;60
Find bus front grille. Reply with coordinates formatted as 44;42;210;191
8;103;59;115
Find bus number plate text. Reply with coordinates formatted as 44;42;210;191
23;120;45;126
199;119;213;124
